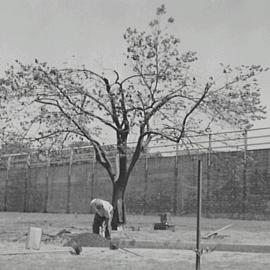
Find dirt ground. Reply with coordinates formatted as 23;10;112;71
0;212;270;269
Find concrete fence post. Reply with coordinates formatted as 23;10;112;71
142;152;148;215
242;129;248;217
90;152;96;213
66;148;74;213
179;154;185;214
44;152;50;213
206;133;212;217
173;142;179;215
4;156;11;211
24;154;31;212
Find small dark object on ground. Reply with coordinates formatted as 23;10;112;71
109;242;119;250
130;226;140;231
154;223;175;231
71;242;82;255
154;212;175;231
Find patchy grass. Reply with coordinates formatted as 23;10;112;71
0;247;270;270
0;212;270;269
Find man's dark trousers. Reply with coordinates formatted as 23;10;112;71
93;213;110;239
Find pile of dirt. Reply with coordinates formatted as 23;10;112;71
42;229;72;245
64;233;110;247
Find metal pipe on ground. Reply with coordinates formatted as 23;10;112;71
110;241;142;257
0;244;82;256
0;246;82;256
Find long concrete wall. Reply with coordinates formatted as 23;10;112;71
0;148;270;219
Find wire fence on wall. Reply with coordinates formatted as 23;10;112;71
0;127;270;219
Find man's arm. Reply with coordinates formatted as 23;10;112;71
102;201;113;219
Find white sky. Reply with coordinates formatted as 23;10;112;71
0;0;269;129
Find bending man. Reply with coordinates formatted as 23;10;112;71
90;198;113;239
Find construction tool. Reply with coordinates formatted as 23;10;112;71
154;212;175;231
202;224;233;239
109;242;142;257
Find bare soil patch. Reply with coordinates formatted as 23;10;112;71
0;212;270;269
63;232;110;247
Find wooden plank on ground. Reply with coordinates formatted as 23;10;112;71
202;224;233;239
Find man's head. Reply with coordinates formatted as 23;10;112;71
96;204;104;211
90;198;103;210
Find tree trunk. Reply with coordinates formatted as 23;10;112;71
111;140;128;230
111;179;127;230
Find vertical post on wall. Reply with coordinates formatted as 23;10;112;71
67;148;74;214
179;144;184;214
90;151;96;203
173;142;179;215
196;160;202;270
207;134;212;167
24;154;31;212
206;133;212;217
44;152;50;213
4;156;11;211
143;151;148;215
242;129;248;217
